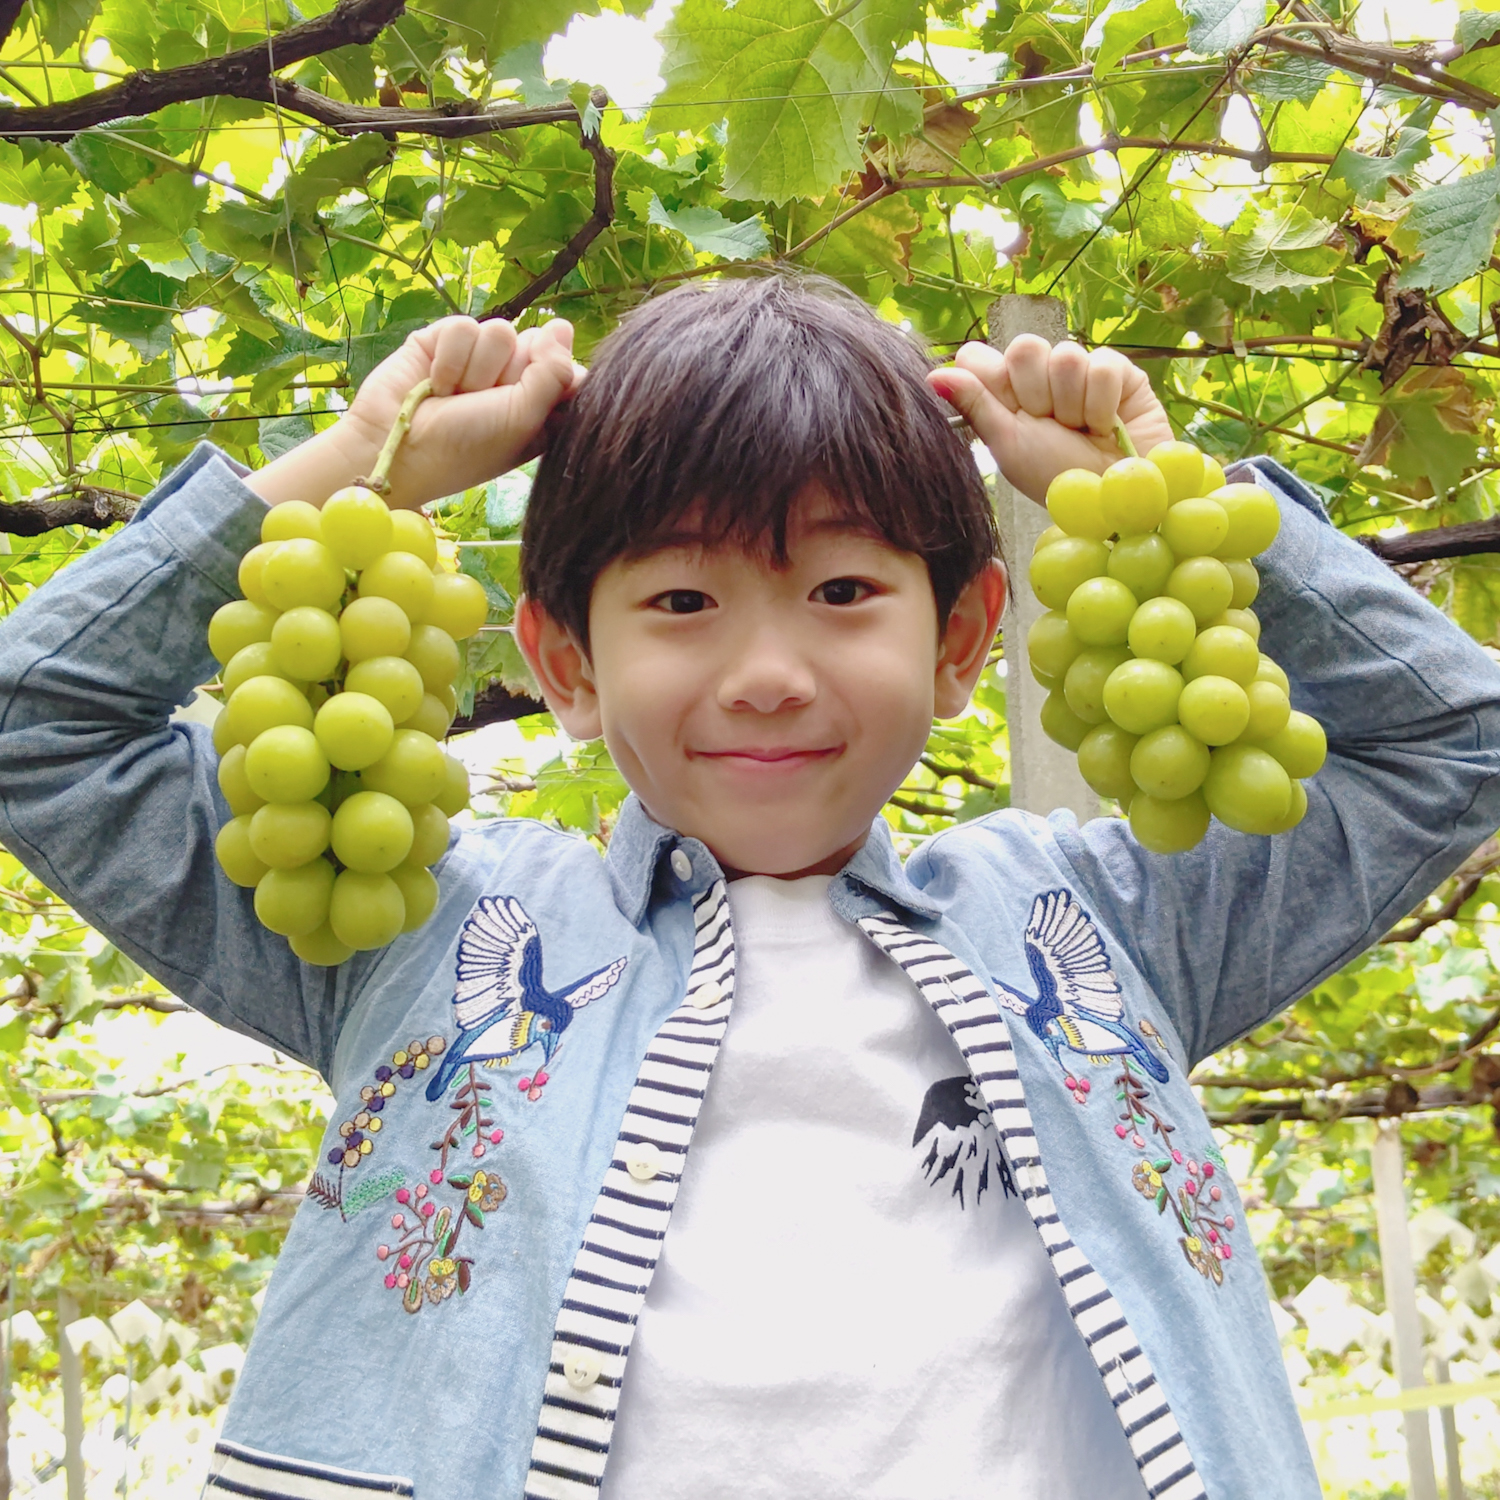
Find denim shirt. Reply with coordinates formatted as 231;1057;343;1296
3;444;1500;1500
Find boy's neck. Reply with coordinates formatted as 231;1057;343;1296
720;832;869;883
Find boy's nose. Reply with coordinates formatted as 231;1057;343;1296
716;627;817;714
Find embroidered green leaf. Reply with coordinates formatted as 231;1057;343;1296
447;1174;474;1190
465;1201;484;1228
342;1168;407;1218
433;1206;454;1254
403;1277;425;1314
1154;1188;1169;1213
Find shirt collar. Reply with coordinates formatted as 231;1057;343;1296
604;793;943;927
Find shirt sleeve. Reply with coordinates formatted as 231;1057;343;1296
1040;457;1500;1065
0;442;375;1076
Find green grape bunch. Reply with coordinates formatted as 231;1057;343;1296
1027;438;1326;855
204;397;491;964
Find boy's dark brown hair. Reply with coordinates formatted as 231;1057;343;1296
521;273;999;646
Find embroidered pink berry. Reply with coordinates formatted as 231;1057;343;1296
490;1129;504;1144
391;1213;405;1229
376;1245;389;1261
1184;1179;1197;1195
421;1201;436;1218
1064;1076;1077;1090
395;1188;410;1205
415;1182;428;1199
528;1085;543;1102
396;1273;409;1289
1207;1229;1219;1243
1073;1089;1087;1103
518;1077;533;1092
1224;1215;1235;1230
1131;1133;1145;1148
535;1071;549;1086
1078;1079;1090;1094
1171;1150;1183;1164
384;1273;397;1290
1115;1124;1129;1138
473;1143;485;1157
1209;1185;1222;1201
1222;1245;1232;1259
399;1253;412;1270
1202;1162;1215;1178
1187;1159;1198;1175
430;1168;444;1184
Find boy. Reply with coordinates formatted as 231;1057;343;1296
2;274;1499;1500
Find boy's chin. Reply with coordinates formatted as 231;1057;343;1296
689;820;872;882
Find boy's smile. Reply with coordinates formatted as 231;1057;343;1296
519;488;1006;879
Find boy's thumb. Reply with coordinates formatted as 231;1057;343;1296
927;367;1014;462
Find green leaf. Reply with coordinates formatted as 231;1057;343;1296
321;43;379;102
122;172;210;247
1394;166;1500;294
1225;206;1340;292
284;134;391;225
36;0;101;51
65;127;162;196
220;319;343;379
1330;127;1430;201
491;41;571;105
257;414;315;462
416;0;601;59
1085;0;1184;76
73;261;180;357
0;142;81;215
1018;178;1105;239
656;0;924;203
1245;54;1333;104
646;195;770;260
439;185;532;248
1457;9;1500;48
1180;0;1267;54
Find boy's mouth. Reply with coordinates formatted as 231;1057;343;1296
690;746;842;768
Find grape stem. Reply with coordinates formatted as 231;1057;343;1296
1113;417;1139;459
357;378;434;496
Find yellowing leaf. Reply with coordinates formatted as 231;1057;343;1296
1226;206;1341;293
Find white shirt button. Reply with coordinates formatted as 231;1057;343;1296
564;1349;602;1390
624;1142;663;1182
688;979;723;1010
669;849;693;881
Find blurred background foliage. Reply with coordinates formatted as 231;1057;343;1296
3;0;1500;1489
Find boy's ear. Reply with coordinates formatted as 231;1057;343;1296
514;596;602;740
934;559;1008;719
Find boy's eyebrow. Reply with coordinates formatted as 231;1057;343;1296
634;513;890;556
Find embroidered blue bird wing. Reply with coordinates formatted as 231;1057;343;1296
993;985;1032;1017
562;956;629;1010
452;896;543;1029
1023;889;1123;1023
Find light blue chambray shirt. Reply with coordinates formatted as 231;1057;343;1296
3;444;1500;1500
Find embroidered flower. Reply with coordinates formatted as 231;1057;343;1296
466;1170;506;1212
426;1258;458;1301
1131;1160;1164;1198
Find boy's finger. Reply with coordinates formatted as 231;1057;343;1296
1082;349;1130;436
927;366;1014;456
1003;334;1056;419
458;319;517;394
952;342;1020;411
1047;341;1090;430
429;317;481;397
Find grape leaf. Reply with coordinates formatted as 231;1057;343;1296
122;172;210;247
1457;9;1500;49
1180;0;1267;54
1084;0;1184;76
65;126;162;196
1331;127;1431;201
257;414;315;462
647;195;770;260
36;0;101;51
1245;55;1333;104
284;133;392;225
491;42;572;105
656;0;924;204
1394;166;1500;293
415;0;604;60
1225;206;1340;292
72;262;181;358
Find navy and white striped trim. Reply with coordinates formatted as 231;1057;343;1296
524;880;735;1500
203;1440;413;1499
857;913;1206;1500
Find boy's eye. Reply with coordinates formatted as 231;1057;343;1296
814;578;871;606
653;590;711;614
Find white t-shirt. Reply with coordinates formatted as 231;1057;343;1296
602;874;1148;1500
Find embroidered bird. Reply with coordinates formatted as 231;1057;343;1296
992;888;1168;1095
425;896;628;1103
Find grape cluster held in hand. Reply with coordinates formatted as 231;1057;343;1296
207;480;489;964
1028;440;1326;854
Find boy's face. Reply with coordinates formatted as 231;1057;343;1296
518;488;1005;878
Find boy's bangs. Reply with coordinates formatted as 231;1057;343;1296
523;273;999;644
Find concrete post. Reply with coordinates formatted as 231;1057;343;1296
986;294;1099;823
57;1292;84;1500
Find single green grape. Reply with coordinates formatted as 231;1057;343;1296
1255;655;1290;694
261;539;346;613
1202;457;1227;492
1204;607;1260;643
249;799;333;869
389;509;439;567
1177;674;1250;745
313;691;395;771
223;642;301;700
1107;533;1176;602
1130;725;1211;800
237;542;281;607
1100;456;1169;536
226;675;315;745
359;550;435;624
209;600;279;666
215;816;269;888
361;728;447;806
427;571;490;641
1130;791;1210;854
340;594;412;664
434;754;471;817
332;790;415;873
1160;498;1229;558
330;870;407;951
261;500;324;545
254;857;335;937
1202;744;1292;835
405;803;453;868
1031;663;1057;690
217;744;265;817
1239;680;1291;742
1027;611;1083;683
1046;468;1110;540
1033;525;1068;556
344;656;426;725
271;606;343;683
290;923;355;967
390;865;440;933
405;624;461;694
1102;659;1183;736
1147;441;1206;504
1127;596;1196;665
403;693;454;742
1066;577;1137;647
1225;559;1259;609
1028;537;1110;612
1265;779;1308;835
1210;483;1281;558
1077;724;1140;800
1260;710;1326;779
1182;625;1259;686
1063;646;1132;725
1040;690;1091;751
436;683;458;717
1165;556;1234;624
321;486;394;571
244;725;330;803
